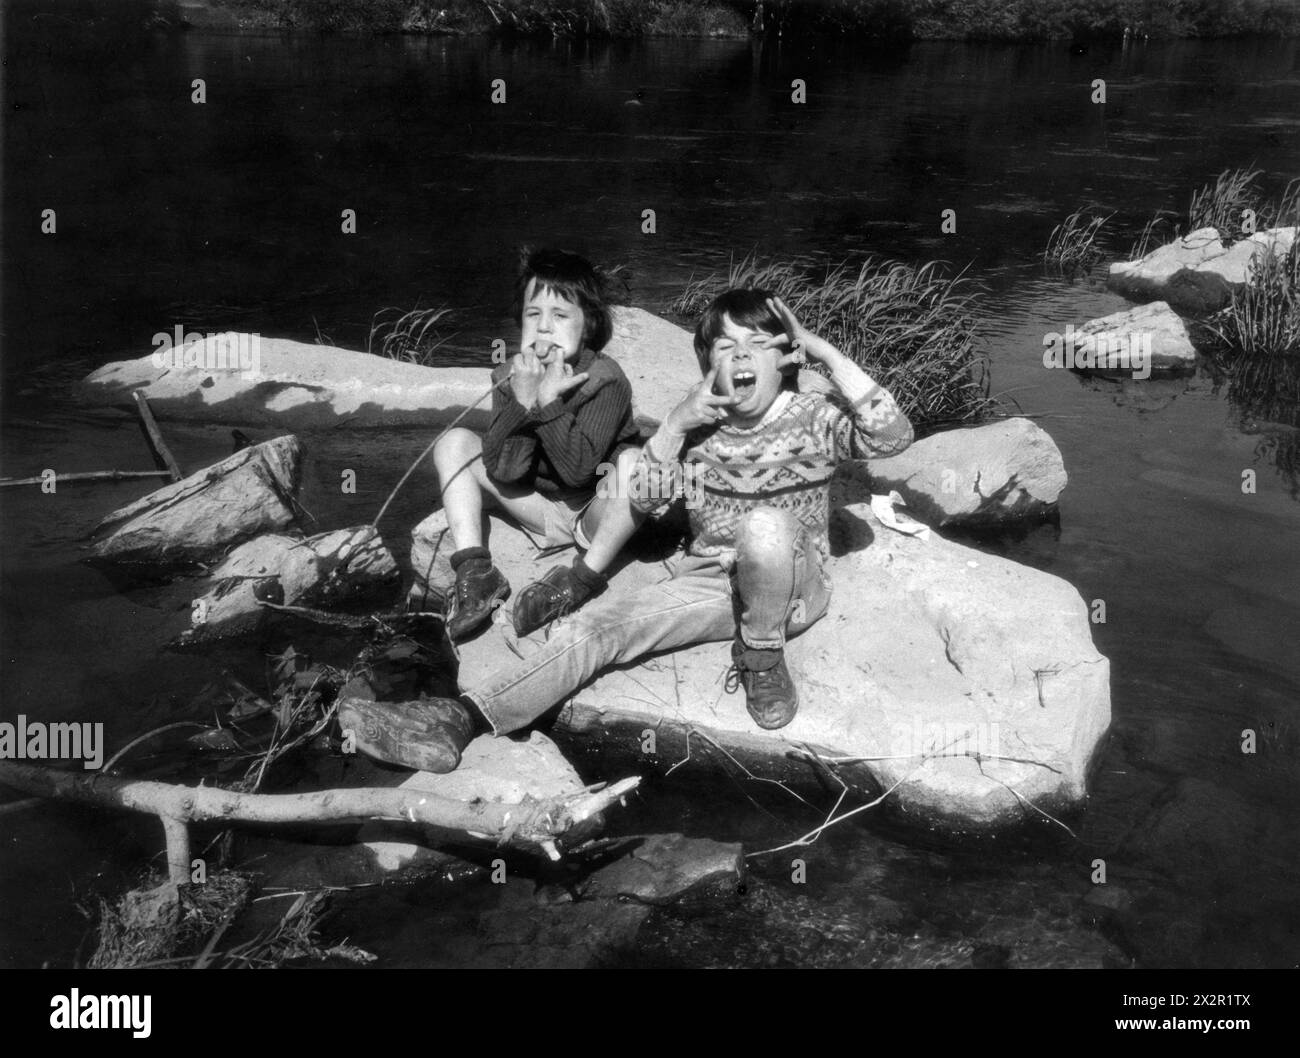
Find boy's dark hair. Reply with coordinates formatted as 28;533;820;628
514;247;613;352
693;288;796;386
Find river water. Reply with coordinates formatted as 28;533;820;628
2;4;1298;968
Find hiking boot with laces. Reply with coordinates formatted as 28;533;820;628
337;695;478;773
726;640;799;730
444;555;510;642
512;562;605;637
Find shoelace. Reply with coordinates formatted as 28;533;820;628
725;659;783;695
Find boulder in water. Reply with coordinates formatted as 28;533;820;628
1107;226;1297;314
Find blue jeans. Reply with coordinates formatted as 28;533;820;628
466;508;832;735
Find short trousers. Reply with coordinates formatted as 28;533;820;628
530;492;596;552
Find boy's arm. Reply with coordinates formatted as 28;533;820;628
824;353;914;459
765;294;913;459
480;366;537;485
529;371;632;490
628;421;688;516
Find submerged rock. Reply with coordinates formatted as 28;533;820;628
410;470;1111;830
1107;226;1297;314
88;435;304;570
174;525;399;646
861;418;1066;527
581;833;744;904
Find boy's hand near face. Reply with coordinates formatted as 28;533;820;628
764;296;842;367
536;352;589;408
509;348;545;408
666;363;741;433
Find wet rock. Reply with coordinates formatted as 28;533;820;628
1083;885;1131;913
859;418;1066;527
87;435;304;569
77;308;694;430
582;833;744;903
1108;226;1297;314
411;470;1111;829
1072;301;1198;377
174;525;398;645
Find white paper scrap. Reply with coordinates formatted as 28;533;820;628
869;491;932;541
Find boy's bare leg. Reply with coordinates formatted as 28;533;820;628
579;447;647;573
433;427;562;549
433;429;489;549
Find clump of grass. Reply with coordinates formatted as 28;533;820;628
89;870;255;969
1130;171;1300;262
1187;167;1263;243
367;305;457;364
671;254;999;429
1206;238;1300;360
1128;209;1180;261
1044;208;1113;273
1260;178;1300;230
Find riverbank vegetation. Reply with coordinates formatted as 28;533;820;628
211;0;1300;39
671;255;998;430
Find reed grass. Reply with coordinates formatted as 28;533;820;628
367;305;457;364
1044;209;1112;273
1206;238;1300;360
670;254;999;429
1187;167;1263;242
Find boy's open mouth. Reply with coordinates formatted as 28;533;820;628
731;369;757;398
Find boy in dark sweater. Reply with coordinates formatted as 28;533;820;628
430;248;642;641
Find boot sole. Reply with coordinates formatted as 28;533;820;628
338;698;468;773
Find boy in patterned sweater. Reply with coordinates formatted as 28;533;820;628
346;288;913;772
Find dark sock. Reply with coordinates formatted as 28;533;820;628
451;546;491;571
570;555;607;603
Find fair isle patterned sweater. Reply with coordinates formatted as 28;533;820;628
630;360;914;566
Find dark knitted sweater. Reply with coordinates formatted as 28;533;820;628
481;347;640;496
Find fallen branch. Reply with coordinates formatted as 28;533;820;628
0;761;641;886
133;391;182;482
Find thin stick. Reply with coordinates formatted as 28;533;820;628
102;722;208;774
0;470;172;488
371;378;508;528
133;391;183;481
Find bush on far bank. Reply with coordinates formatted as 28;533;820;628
212;0;1300;39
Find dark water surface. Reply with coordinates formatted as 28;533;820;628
3;5;1299;967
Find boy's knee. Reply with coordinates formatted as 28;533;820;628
436;428;483;470
735;508;799;555
434;427;478;460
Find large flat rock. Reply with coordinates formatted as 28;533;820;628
1108;226;1297;315
410;471;1111;830
77;307;688;430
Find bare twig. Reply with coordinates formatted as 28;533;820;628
133;391;183;481
371;378;509;528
